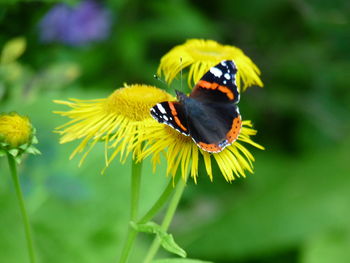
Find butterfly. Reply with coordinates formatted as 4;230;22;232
150;60;242;153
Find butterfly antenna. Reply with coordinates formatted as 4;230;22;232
153;74;167;86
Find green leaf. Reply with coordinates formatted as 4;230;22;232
158;233;186;258
130;221;156;233
1;37;26;64
26;146;41;155
32;135;38;144
8;148;19;157
153;259;213;263
131;221;187;258
14;155;22;164
19;143;28;150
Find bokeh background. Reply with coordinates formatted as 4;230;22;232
1;0;350;262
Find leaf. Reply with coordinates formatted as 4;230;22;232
26;146;41;155
131;221;187;258
8;148;19;157
19;143;29;150
14;155;22;164
153;259;213;263
1;37;26;64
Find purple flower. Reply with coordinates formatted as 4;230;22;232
39;0;112;46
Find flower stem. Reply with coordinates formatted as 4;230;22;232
7;154;36;263
139;174;180;224
118;159;143;263
130;160;142;220
143;178;186;263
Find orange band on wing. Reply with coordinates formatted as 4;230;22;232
198;80;234;100
198;142;222;153
168;102;187;131
226;116;242;143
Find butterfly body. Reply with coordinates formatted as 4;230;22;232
151;60;242;153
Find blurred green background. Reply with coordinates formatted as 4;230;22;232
1;0;350;262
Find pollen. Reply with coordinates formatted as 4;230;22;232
0;112;32;148
105;84;173;121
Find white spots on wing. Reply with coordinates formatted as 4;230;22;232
178;130;188;135
221;61;227;66
153;118;189;137
223;80;227;84
151;111;188;137
150;112;160;121
224;73;231;80
169;124;186;135
157;104;167;114
236;106;241;115
218;139;229;148
193;137;233;153
210;67;223;78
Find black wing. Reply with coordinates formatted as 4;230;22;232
190;60;239;104
186;102;242;153
150;101;190;136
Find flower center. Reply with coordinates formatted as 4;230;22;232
0;113;32;147
105;84;173;121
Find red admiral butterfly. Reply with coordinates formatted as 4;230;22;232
150;60;242;153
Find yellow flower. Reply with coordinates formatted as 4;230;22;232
157;39;263;91
0;112;32;148
139;119;264;183
0;112;40;161
54;84;173;168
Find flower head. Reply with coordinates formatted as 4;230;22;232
0;112;40;162
54;84;173;168
39;0;112;46
158;39;263;91
140;118;263;182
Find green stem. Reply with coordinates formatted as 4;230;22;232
139;174;180;224
118;160;143;263
130;160;142;220
143;178;186;263
7;154;36;263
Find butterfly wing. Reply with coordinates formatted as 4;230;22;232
151;60;242;153
150;101;190;136
190;60;239;104
186;102;242;153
